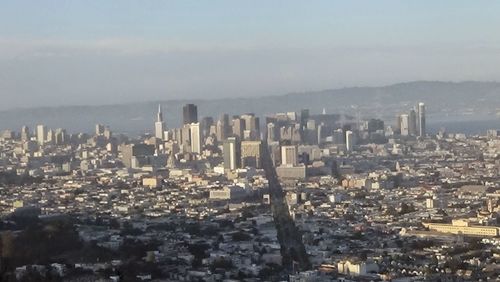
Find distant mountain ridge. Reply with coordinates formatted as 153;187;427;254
1;81;499;135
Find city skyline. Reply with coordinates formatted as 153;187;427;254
0;2;499;281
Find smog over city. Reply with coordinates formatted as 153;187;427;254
0;1;499;281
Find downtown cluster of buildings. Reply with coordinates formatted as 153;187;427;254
0;101;499;281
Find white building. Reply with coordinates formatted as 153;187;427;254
345;130;355;152
36;124;46;145
281;145;298;166
190;122;201;154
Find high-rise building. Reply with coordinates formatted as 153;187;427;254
36;124;46;145
223;137;240;170
408;109;417;136
241;113;260;140
367;119;385;133
46;129;55;144
281;145;298;166
104;127;112;139
200;116;214;139
232;117;245;138
180;124;191;152
395;115;402;134
215;114;230;142
183;104;198;125
241;140;262;168
418;102;426;137
95;124;105;136
21;126;30;141
190;122;201;154
399;114;410;136
121;143;155;168
267;122;276;143
346;130;355;152
55;128;66;145
332;129;344;144
155;104;166;140
317;124;324;144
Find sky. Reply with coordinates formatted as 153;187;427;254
1;1;499;110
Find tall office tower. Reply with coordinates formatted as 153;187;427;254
95;124;105;136
418;102;426;137
215;114;230;141
21;126;30;141
232;117;245;138
395;115;402;134
267;122;276;143
332;129;344;144
300;109;310;142
104;127;112;139
200;116;214;139
190;123;202;154
183;104;198;125
345;130;355;152
180;124;191;152
221;113;230;138
367;119;385;133
300;109;309;127
408;109;417;136
172;128;182;144
36;124;46;145
317;124;324;144
305;119;318;145
154;104;166;140
55;128;66;145
241;113;260;140
241;140;262;168
292;124;302;143
223;137;240;170
46;129;55;144
281;145;298;166
399;114;410;136
216;120;224;142
121;143;155;168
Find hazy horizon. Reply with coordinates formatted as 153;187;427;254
1;79;497;112
1;1;500;110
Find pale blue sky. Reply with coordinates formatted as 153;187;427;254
0;1;499;109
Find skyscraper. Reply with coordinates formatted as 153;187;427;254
190;122;201;154
267;122;276;143
216;113;230;141
183;104;198;125
36;124;46;145
241;140;262;168
399;114;410;136
232;117;245;139
395;115;402;134
200;116;214;139
281;145;298;166
408;109;417;136
346;130;355;152
55;128;66;145
155;104;166;140
223;137;240;170
241;113;260;140
21;126;30;141
95;124;105;136
418;102;426;137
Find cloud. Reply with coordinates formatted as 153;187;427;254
0;37;273;59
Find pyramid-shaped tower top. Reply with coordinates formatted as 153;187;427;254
157;104;163;122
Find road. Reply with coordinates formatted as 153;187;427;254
261;143;311;272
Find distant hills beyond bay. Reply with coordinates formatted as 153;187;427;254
1;81;499;135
